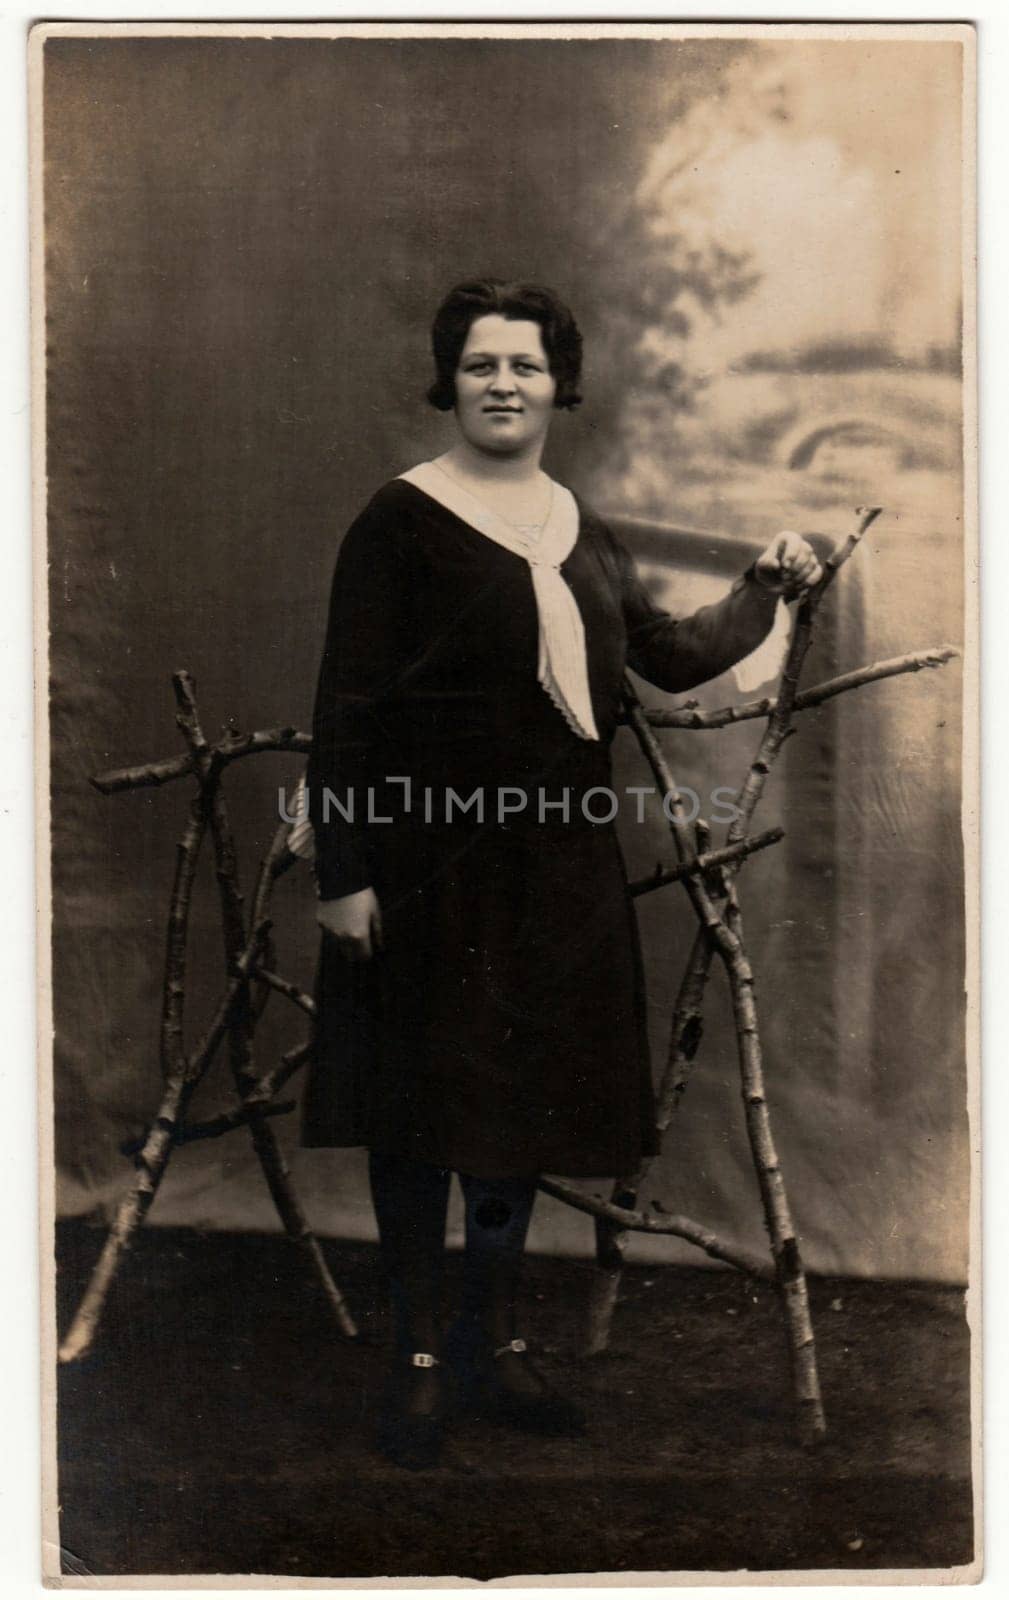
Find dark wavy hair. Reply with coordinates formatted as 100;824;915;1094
427;278;584;412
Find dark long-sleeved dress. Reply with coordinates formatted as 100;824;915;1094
300;477;778;1178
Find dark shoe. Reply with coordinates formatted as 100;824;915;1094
447;1322;586;1437
485;1338;587;1436
375;1351;446;1471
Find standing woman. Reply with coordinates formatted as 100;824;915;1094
300;279;821;1470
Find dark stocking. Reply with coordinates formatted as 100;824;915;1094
457;1171;542;1399
368;1150;451;1422
454;1171;585;1434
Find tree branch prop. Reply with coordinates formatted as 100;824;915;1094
91;726;311;794
655;894;717;1138
172;673;357;1340
644;646;958;729
627;826;784;899
585;507;889;1437
159;793;207;1080
60;690;354;1363
620;682;827;1439
247;820;301;1017
58;920;270;1363
120;1099;296;1157
730;508;882;848
251;967;318;1018
250;822;301;928
244;1040;314;1107
588;863;720;1354
537;1178;774;1280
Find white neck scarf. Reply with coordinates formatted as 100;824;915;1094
399;461;600;742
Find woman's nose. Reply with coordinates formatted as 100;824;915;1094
488;366;517;395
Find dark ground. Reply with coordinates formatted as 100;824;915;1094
54;1219;974;1580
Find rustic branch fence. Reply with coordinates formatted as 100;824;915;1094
58;508;957;1446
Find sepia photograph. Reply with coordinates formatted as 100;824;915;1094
33;19;977;1584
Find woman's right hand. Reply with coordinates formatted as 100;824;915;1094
317;887;383;962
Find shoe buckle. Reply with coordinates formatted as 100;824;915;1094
410;1351;438;1368
494;1337;528;1357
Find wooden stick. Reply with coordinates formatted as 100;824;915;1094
183;923;273;1082
251;966;318;1018
656;924;716;1136
627;827;784;898
119;1099;296;1155
250;821;301;929
58;923;269;1363
732;506;881;837
614;512;890;1421
91;726;311;794
625;677;827;1441
538;1179;775;1279
172;672;357;1340
644;646;958;729
587;515;883;1416
648;511;893;1146
245;1040;313;1107
723;887;822;1429
159;792;207;1080
650;510;889;1135
631;621;831;1431
586;872;722;1358
248;820;301;1013
64;682;338;1364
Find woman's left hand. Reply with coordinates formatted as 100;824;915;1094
754;531;824;597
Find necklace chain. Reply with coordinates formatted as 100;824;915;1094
433;460;553;534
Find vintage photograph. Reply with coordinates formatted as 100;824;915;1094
34;20;977;1583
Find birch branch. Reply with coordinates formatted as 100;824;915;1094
656;892;718;1135
182;922;274;1083
537;1178;774;1280
649;511;898;1144
627;827;783;899
728;506;882;850
724;887;822;1428
172;672;357;1340
159;793;206;1080
587;512;885;1427
626;675;827;1440
250;819;300;935
58;921;270;1364
644;645;958;729
120;1098;296;1155
247;819;302;1018
173;671;259;1083
630;506;893;1162
91;726;311;794
252;967;318;1018
244;1040;314;1107
631;552;842;1436
587;835;719;1364
824;504;884;577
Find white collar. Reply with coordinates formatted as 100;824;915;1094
397;461;599;741
398;461;579;570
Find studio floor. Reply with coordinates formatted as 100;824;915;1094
54;1219;974;1581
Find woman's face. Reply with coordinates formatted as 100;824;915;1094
452;315;557;456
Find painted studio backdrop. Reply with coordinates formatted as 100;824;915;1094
44;34;967;1282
